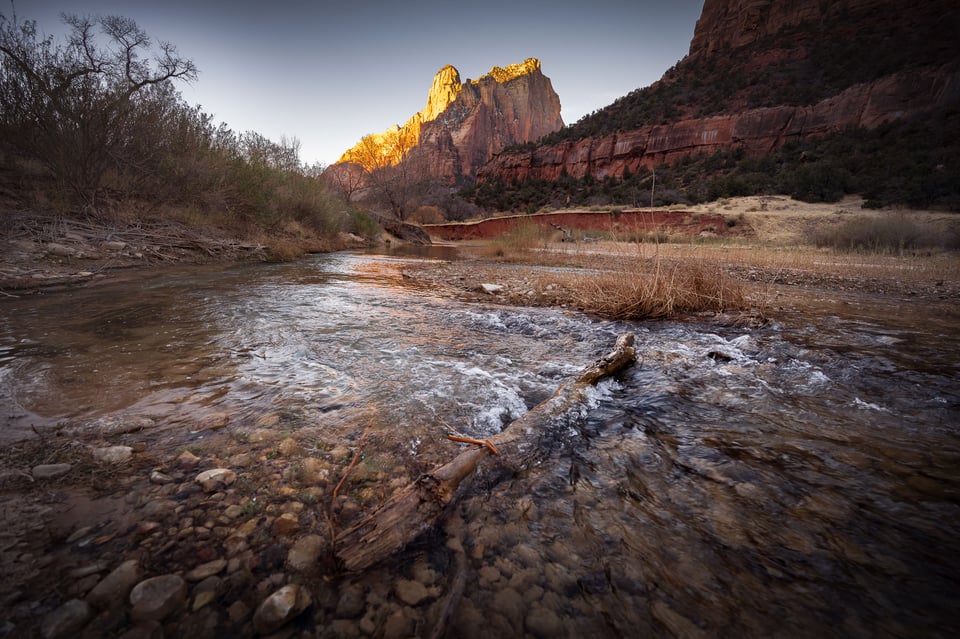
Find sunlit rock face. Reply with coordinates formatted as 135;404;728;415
334;58;563;181
478;0;959;184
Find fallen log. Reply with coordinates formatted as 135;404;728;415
334;332;636;571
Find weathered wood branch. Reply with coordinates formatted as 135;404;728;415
334;333;636;571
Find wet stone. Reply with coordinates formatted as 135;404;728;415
185;559;226;582
86;559;141;610
40;598;92;639
91;445;134;465
227;600;250;624
149;470;173;485
176;450;200;469
197;412;229;431
383;607;416;638
129;574;188;622
525;605;563;639
252;584;312;635
116;620;164;639
271;513;299;536
287;534;325;572
195;468;236;492
32;464;72;480
394;579;430;606
335;585;366;619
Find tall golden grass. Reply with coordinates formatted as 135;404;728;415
573;252;745;320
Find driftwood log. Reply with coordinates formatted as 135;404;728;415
335;332;636;571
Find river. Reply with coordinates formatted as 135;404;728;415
1;250;958;637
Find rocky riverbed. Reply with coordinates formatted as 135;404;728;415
0;410;463;638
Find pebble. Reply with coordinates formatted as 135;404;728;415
252;584;312;635
394;579;430;606
287;534;325;572
86;559;142;609
116;620;164;639
195;468;237;492
129;574;188;622
335;585;366;619
31;464;72;480
271;513;299;536
176;450;201;469
185;559;226;582
40;599;92;639
196;412;229;431
149;470;173;485
525;605;563;639
91;446;134;465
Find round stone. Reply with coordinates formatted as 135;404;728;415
129;574;188;622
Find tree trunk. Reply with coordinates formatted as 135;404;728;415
334;333;636;571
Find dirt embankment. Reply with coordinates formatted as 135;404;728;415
424;208;744;241
0;212;369;295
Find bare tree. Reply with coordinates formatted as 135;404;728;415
0;11;197;206
344;126;419;220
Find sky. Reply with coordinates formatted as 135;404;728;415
13;1;705;167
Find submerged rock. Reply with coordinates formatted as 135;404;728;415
129;575;188;622
32;464;72;480
252;584;312;634
195;468;236;492
86;559;141;609
40;599;92;639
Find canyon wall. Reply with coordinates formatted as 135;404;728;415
478;0;959;185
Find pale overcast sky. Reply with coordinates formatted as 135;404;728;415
11;1;704;167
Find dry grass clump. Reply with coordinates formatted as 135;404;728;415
575;253;746;320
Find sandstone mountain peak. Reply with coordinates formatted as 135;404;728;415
474;58;542;84
423;65;462;123
332;57;562;182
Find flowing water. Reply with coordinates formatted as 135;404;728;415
1;251;958;637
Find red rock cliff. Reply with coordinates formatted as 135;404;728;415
479;0;959;185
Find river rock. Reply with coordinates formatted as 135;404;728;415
116;620;163;639
480;283;504;294
91;446;134;465
525;605;563;639
149;470;173;485
195;468;236;492
394;579;429;606
287;534;325;572
185;559;227;582
335;584;366;619
197;412;229;431
383;607;416;638
102;241;127;251
86;559;141;609
252;584;312;635
129;574;188;622
300;457;329;484
277;437;301;456
176;450;201;468
40;599;92;639
45;242;77;257
271;513;299;536
32;464;72;480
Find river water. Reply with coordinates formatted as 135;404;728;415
1;251;958;637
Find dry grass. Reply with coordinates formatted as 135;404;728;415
573;255;745;320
